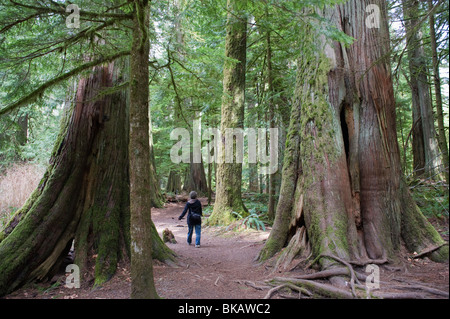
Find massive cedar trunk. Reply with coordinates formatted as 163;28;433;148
258;0;448;270
0;59;174;297
402;0;443;179
208;0;248;225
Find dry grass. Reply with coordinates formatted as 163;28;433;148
0;162;45;230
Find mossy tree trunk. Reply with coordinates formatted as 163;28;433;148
0;64;126;296
0;58;174;297
208;0;248;225
129;0;160;299
258;0;448;272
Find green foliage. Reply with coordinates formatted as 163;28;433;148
0;206;17;231
219;193;271;231
0;96;63;167
229;211;266;231
0;0;133;114
410;182;449;219
202;205;214;217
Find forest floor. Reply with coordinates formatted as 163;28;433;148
3;198;449;299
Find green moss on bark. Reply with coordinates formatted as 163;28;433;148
209;0;248;226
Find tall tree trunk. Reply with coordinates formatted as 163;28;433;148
258;0;448;270
149;114;165;207
248;162;259;192
183;156;209;195
172;1;209;198
129;0;159;299
266;26;277;221
428;0;449;184
208;0;248;225
16;114;28;146
166;169;182;193
403;0;443;179
247;102;259;193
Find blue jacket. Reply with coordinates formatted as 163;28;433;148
178;199;203;225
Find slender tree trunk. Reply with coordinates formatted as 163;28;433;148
149;114;165;207
166;170;182;193
183;156;209;195
266;28;277;221
403;0;443;179
17;114;28;145
248;163;259;192
258;0;448;270
428;0;449;184
208;162;212;205
129;0;159;299
208;0;248;225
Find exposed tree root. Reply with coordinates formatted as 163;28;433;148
411;243;448;259
291;267;367;282
390;285;449;298
267;277;354;299
244;253;449;299
234;280;271;291
264;283;312;299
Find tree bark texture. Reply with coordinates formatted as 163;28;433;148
266;28;277;221
167;169;182;193
0;61;174;297
209;0;248;225
258;0;448;269
183;157;209;195
129;0;159;299
402;0;443;179
427;0;449;184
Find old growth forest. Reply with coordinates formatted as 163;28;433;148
0;0;449;300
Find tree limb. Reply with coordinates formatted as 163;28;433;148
0;12;41;34
8;0;133;20
0;50;130;116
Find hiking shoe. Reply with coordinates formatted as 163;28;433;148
195;245;201;248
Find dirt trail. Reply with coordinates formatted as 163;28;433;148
4;198;448;299
4;198;272;299
152;199;271;299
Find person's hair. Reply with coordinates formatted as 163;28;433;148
189;191;198;199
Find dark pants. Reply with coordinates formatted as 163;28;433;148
187;224;201;245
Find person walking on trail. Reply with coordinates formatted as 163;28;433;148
178;191;203;248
